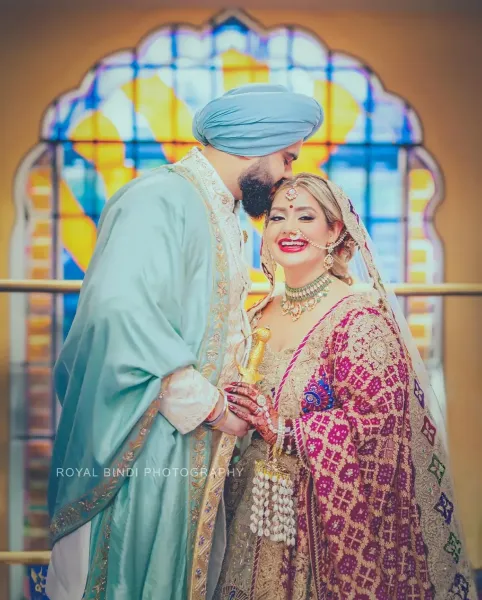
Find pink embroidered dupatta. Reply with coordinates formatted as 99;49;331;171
292;298;436;598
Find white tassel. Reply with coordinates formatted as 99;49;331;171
249;459;297;548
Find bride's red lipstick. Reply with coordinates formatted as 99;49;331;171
278;238;308;253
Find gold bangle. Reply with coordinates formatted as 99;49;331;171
206;390;224;422
211;404;229;430
206;390;226;425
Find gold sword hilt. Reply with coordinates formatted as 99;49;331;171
237;326;271;385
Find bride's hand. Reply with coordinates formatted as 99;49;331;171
224;382;278;445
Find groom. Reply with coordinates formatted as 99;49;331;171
46;84;323;600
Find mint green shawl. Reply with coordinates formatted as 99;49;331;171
48;165;230;599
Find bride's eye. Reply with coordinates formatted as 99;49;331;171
269;215;284;221
299;216;314;221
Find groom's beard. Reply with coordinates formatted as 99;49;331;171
238;160;276;218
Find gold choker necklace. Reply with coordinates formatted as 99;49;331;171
281;272;332;321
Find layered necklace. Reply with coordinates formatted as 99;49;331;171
281;271;332;321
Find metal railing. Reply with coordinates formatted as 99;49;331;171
1;279;482;296
0;278;481;567
0;552;50;565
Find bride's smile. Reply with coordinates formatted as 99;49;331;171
277;237;308;252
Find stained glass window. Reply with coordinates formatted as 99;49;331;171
10;9;443;575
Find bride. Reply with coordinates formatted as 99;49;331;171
214;174;475;599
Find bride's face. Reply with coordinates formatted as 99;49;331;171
266;186;339;271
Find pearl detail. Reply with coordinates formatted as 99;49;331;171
249;460;296;547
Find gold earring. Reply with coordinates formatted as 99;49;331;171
323;244;335;270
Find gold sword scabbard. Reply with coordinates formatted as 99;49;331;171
237;326;271;384
188;333;272;600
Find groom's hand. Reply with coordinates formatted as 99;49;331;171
216;410;250;438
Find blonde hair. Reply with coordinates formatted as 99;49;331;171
272;174;356;285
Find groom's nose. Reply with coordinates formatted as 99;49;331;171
283;164;294;177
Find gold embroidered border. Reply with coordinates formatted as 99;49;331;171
408;370;476;597
190;433;237;600
169;154;233;598
188;425;211;558
50;397;160;543
82;502;114;600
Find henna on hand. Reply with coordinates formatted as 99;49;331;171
225;383;278;446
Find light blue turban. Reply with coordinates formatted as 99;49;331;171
192;84;323;157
